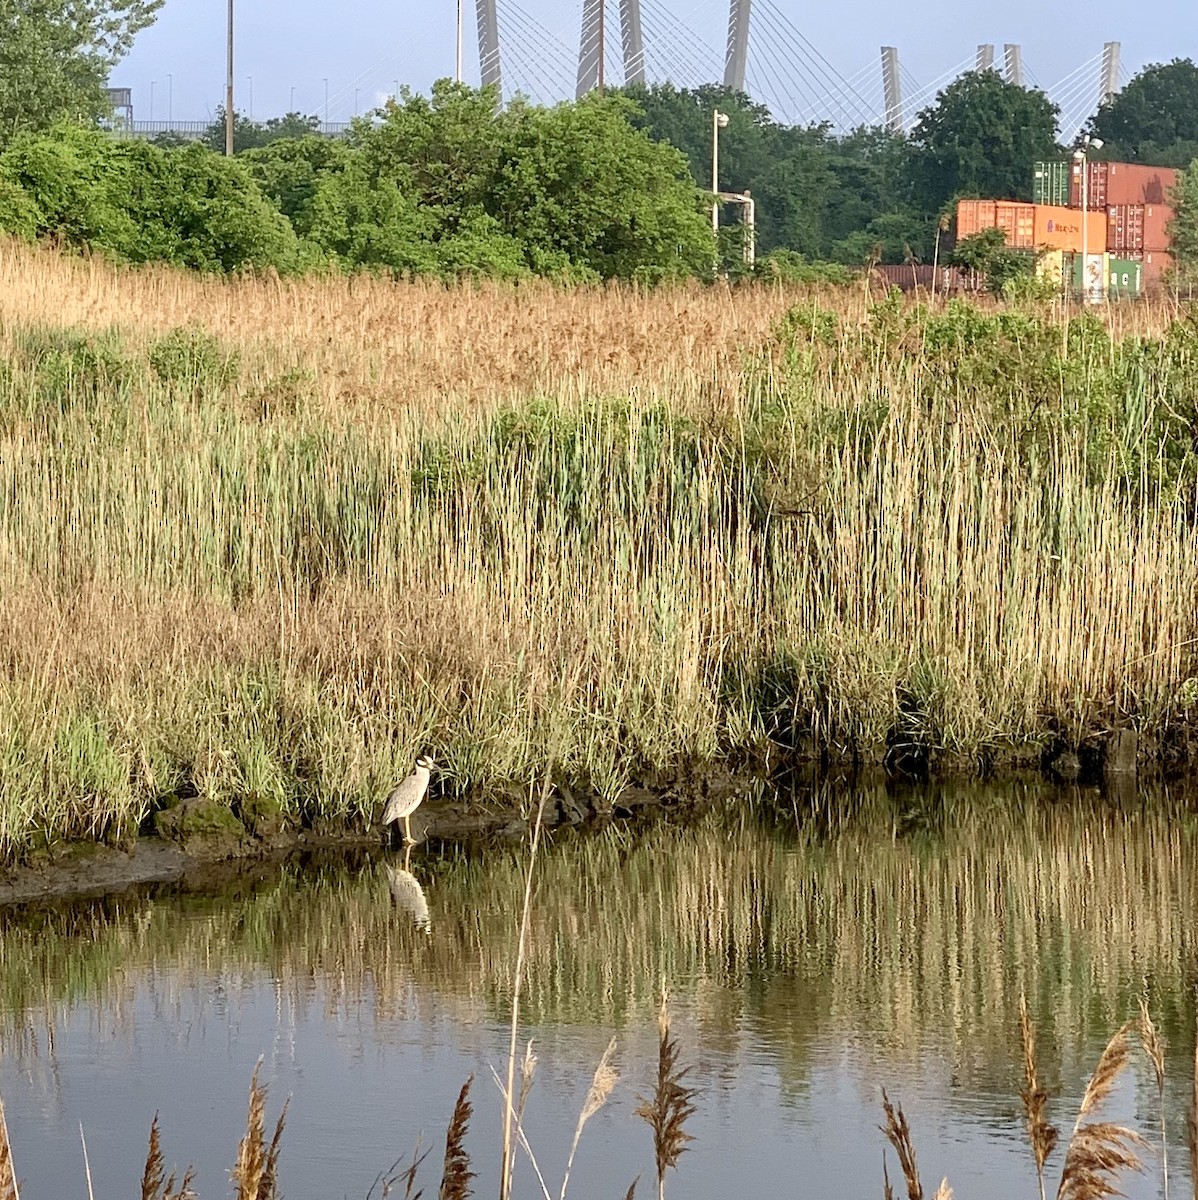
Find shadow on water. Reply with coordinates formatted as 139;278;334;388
2;775;1198;1197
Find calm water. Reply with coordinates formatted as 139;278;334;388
1;780;1196;1199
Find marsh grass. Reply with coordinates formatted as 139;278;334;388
1;249;1198;851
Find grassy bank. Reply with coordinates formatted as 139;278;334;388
0;243;1197;854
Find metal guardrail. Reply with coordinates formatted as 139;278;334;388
105;120;352;141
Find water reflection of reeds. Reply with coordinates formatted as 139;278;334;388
2;785;1196;1105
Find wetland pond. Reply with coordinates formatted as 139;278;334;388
1;780;1196;1200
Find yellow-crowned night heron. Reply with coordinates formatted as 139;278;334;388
382;754;434;843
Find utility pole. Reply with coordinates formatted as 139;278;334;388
225;0;234;155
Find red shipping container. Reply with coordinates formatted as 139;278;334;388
1106;204;1174;254
1070;161;1179;208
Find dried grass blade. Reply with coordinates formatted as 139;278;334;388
1139;999;1167;1200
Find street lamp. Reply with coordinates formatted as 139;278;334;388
247;75;253;120
149;79;155;121
1073;134;1104;302
166;74;172;122
323;78;329;126
712;109;729;238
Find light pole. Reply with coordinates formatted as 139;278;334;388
149;79;155;121
167;74;172;122
1073;133;1104;302
323;78;329;125
225;0;233;156
712;109;729;238
354;87;360;116
456;0;463;83
289;85;295;112
247;75;253;120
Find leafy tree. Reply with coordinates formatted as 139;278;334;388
0;123;304;272
0;0;162;140
907;71;1060;211
1168;161;1198;286
949;228;1038;295
243;136;350;236
202;109;323;154
489;95;712;280
1087;60;1198;163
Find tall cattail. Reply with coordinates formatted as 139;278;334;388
1020;994;1060;1200
439;1076;475;1200
635;994;698;1200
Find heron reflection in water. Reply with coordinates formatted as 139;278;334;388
383;847;431;933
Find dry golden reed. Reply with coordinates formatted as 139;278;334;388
0;1097;17;1200
880;1091;923;1200
1057;1023;1145;1200
142;1114;197;1200
1139;999;1168;1200
1020;994;1060;1200
439;1076;475;1200
635;994;698;1200
231;1062;288;1200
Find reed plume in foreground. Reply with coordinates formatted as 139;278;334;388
0;1097;17;1200
1055;1022;1144;1200
635;994;698;1200
1139;1000;1168;1200
880;1091;924;1200
142;1114;197;1200
439;1076;475;1200
1020;994;1060;1200
559;1036;619;1200
231;1062;289;1200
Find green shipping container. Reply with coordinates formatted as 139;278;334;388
1032;161;1071;207
1107;257;1143;299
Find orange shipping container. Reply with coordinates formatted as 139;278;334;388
956;199;1035;247
1070;161;1178;208
1032;204;1107;253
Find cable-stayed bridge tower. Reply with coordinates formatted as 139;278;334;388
724;0;751;90
476;0;501;88
577;0;647;95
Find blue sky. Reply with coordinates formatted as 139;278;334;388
113;0;1196;136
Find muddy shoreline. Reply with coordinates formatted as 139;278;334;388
3;728;1195;908
0;766;754;907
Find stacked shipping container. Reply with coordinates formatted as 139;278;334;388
956;200;1106;253
1028;159;1179;288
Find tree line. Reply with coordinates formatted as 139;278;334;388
3;0;1198;281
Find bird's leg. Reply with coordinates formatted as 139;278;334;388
404;813;412;844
